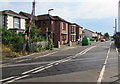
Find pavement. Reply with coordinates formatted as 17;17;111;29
0;41;120;84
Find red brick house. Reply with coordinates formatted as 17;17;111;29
68;23;83;45
75;23;83;42
36;14;56;43
36;15;70;47
19;11;83;47
53;16;69;46
19;11;37;25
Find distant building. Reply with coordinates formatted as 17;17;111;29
96;32;103;40
83;29;96;39
0;10;27;33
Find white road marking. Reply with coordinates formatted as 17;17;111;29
4;45;96;83
97;42;112;84
15;51;58;63
22;66;44;75
35;51;58;59
6;75;29;83
32;65;53;73
0;76;17;82
75;46;96;56
32;46;96;74
17;59;29;63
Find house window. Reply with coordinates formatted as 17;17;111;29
62;34;67;41
71;35;76;42
13;17;20;28
63;23;66;30
71;25;76;33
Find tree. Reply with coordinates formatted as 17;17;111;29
25;24;45;42
103;32;110;39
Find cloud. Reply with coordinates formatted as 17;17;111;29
35;0;118;21
0;0;10;9
1;0;119;20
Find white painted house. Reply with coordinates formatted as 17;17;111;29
0;10;27;33
83;29;97;39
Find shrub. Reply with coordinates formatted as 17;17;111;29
46;39;54;50
31;44;44;52
2;28;25;52
25;24;45;42
2;45;21;58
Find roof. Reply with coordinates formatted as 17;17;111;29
96;32;103;35
0;10;27;19
37;14;55;20
71;23;83;29
84;29;95;33
19;11;37;20
37;14;70;23
53;16;69;23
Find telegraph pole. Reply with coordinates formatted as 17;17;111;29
27;0;35;53
114;19;117;34
23;0;35;54
28;0;35;37
115;19;117;33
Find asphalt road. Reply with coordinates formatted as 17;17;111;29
1;41;119;84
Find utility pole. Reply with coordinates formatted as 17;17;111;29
23;0;35;54
28;0;35;38
118;0;120;32
114;19;117;34
115;19;117;33
27;0;35;53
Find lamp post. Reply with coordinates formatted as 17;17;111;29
46;9;54;42
48;9;54;15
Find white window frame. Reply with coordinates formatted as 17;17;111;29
13;17;20;28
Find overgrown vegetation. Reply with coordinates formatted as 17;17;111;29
25;24;45;42
46;39;54;50
2;25;54;59
2;28;24;52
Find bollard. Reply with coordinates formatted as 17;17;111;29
69;41;72;46
58;41;60;48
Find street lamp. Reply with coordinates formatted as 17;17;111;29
46;9;54;42
48;9;54;15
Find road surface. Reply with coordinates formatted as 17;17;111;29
1;41;119;84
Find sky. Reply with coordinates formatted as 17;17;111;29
0;0;119;36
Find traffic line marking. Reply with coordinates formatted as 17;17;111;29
97;42;112;84
4;45;96;83
6;75;29;83
32;65;53;74
35;51;58;59
22;66;44;75
0;76;17;82
17;59;29;63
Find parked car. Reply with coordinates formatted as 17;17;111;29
82;37;91;46
111;39;114;41
101;39;105;42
